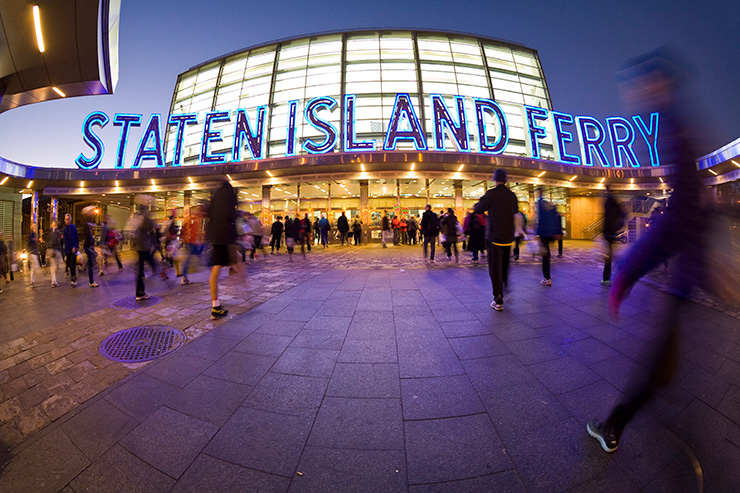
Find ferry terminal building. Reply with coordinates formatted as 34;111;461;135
1;26;739;244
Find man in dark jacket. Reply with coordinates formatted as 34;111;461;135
420;205;439;262
474;168;518;310
601;186;624;286
62;213;79;286
337;212;349;246
208;181;238;319
81;207;99;287
381;212;391;248
270;216;284;254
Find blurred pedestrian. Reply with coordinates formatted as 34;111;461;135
284;216;297;260
130;203;155;301
464;211;487;264
513;211;527;261
207;181;238;319
601;185;625;286
442;208;460;262
337;212;349;246
27;229;42;287
318;214;330;247
352;216;363;245
407;215;419;245
48;221;62;287
536;189;560;286
474;168;518;310
179;206;205;285
81;207;99;287
62;213;79;287
420;205;439;262
270;216;284;254
381;212;391;248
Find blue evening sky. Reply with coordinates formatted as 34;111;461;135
0;0;737;169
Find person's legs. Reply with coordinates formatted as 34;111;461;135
513;237;521;260
541;238;551;280
452;241;459;261
86;248;95;284
487;243;500;302
603;238;613;283
67;252;77;283
209;265;220;302
558;238;563;257
501;245;511;288
136;251;146;297
430;236;436;260
30;254;39;284
49;251;58;285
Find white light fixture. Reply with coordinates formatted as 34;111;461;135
600;177;606;183
52;87;65;97
458;164;464;172
708;169;718;176
115;180;119;187
33;5;45;53
411;163;415;170
569;175;577;181
537;171;546;178
0;177;8;185
266;170;273;177
80;181;85;188
732;160;740;168
27;180;33;188
360;163;365;172
226;174;233;181
659;177;664;183
187;177;193;184
151;179;156;186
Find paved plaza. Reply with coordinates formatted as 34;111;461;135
0;242;739;492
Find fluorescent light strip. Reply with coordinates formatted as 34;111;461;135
537;171;546;178
458;164;464;172
732;160;740;168
659;177;664;183
0;177;8;185
226;174;233;181
266;170;273;177
33;5;44;53
569;175;577;181
600;177;606;183
27;180;33;188
115;180;119;187
708;169;718;176
187;177;193;184
52;87;65;97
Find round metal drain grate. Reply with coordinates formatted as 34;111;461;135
100;325;185;363
110;296;162;310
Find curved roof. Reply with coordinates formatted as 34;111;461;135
0;0;120;113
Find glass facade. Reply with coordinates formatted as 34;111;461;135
165;30;554;165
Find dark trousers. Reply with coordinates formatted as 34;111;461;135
85;247;95;284
354;230;362;245
540;237;553;279
423;234;436;260
603;235;615;282
605;296;682;435
445;241;458;258
270;233;282;252
320;230;329;246
487;243;511;303
136;251;149;297
65;251;77;282
558;238;563;256
339;231;348;245
513;236;523;259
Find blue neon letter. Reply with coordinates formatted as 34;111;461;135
303;97;338;154
431;95;469;152
576;116;610;167
168;113;198;166
474;98;508;155
343;94;375;152
201;111;231;164
383;94;427;151
285;100;299;157
552;111;580;165
524;106;549;160
76;111;109;169
632;112;660;166
232;107;267;161
112;113;142;169
132;114;165;168
607;117;640;167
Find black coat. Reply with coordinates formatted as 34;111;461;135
271;221;284;236
603;194;622;237
207;182;238;245
473;184;518;244
420;210;438;236
337;215;349;233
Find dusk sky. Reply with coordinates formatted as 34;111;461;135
0;0;738;169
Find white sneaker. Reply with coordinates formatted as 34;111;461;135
540;279;552;286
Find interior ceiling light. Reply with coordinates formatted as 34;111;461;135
360;163;365;172
187;177;193;184
732;160;740;168
537;171;546;178
569;175;577;181
600;177;606;183
80;181;85;188
458;164;464;172
659;177;664;183
33;5;44;53
226;174;233;181
115;180;119;187
708;169;718;175
151;179;156;185
27;180;33;188
0;177;8;185
411;163;415;170
630;178;635;184
52;87;65;97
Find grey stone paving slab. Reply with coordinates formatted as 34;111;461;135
506;337;566;365
566;460;639;493
178;334;241;361
556;379;625;426
405;413;512;484
208;311;272;340
503;417;610;492
203;351;275;386
561;337;621;365
408;469;526;492
308;397;404;450
290;329;345;350
715;357;740;387
448;334;510;360
118;406;218;479
401;375;484;420
0;428;90;492
272;301;321;322
431;308;478;323
527;355;602;395
270;347;339;378
242;372;328;417
165;375;252;426
397;345;465;378
718;384;740;424
326;362;400;398
205;407;313;477
233;332;293;357
69;444;175;493
589;353;649;394
143;352;214;388
338;339;397;364
303;315;352;332
438;319;491;338
104;373;180;421
290;447;406;492
487;321;541;343
463;355;538;392
256;320;307;337
173;453;290;492
61;399;139;461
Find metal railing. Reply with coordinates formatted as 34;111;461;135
582;217;605;240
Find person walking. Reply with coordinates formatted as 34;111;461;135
270;216;284;254
536;189;560;286
442;208;460;262
381;212;391;248
474;169;518;310
48;221;62;287
318;214;330;248
391;215;400;245
179;206;205;285
81;207;100;287
512;211;527;261
62;213;79;287
27;229;42;287
407;215;419;245
601;186;625;286
246;212;267;260
352;216;363;245
336;212;349;246
420;205;439;262
129;203;155;300
464;211;487;264
207;181;238;319
284;216;297;260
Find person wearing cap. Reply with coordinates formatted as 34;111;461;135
473;168;518;311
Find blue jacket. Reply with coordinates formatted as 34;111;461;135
62;224;79;254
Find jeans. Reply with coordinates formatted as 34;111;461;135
445;241;458;259
339;231;348;245
513;236;523;259
85;247;95;283
320;230;329;246
180;243;202;279
423;234;436;260
65;251;77;282
487;243;511;303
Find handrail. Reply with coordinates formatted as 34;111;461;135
582;217;605;240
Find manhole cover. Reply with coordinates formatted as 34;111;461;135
110;296;162;310
100;325;185;363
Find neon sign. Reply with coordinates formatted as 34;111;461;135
75;94;660;169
